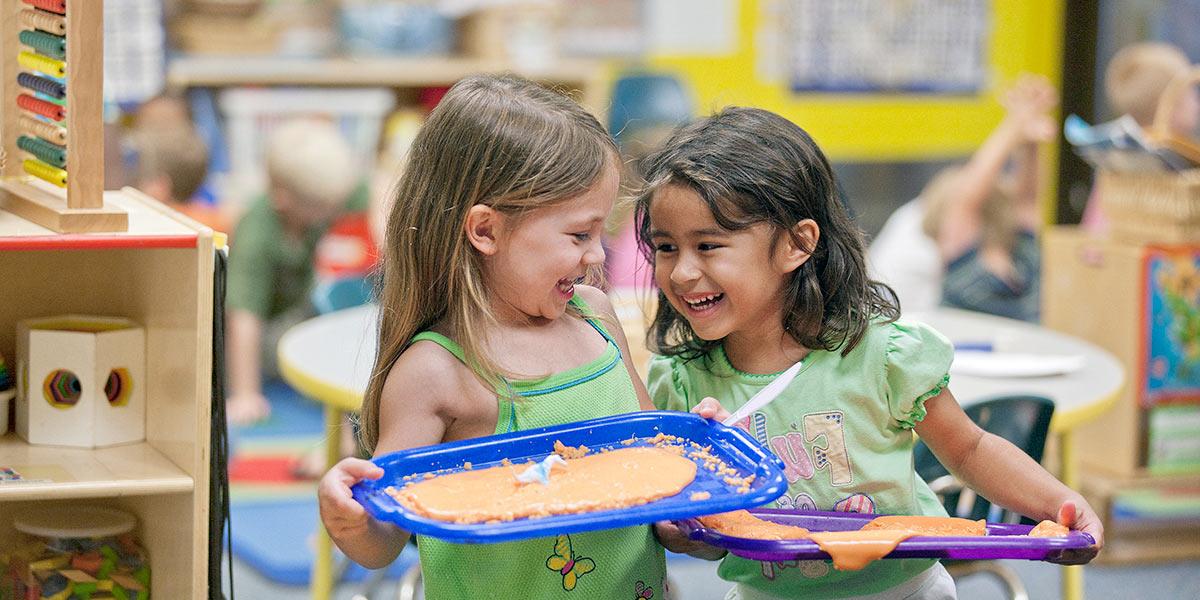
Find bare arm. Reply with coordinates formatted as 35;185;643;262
578;286;654;410
319;346;457;568
915;389;1103;563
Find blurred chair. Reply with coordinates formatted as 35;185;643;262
607;72;693;151
914;394;1055;600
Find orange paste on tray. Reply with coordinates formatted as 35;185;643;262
389;444;697;524
699;511;989;571
1028;520;1070;537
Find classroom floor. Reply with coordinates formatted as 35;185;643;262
219;382;1200;600
221;553;1200;600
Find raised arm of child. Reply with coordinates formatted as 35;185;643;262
915;389;1103;564
934;75;1058;263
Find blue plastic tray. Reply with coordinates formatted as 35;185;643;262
677;509;1096;562
352;411;787;543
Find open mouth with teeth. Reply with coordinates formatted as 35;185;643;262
682;293;725;312
556;276;583;296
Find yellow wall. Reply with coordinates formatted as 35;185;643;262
646;0;1066;163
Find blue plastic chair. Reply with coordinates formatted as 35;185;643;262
914;394;1055;600
607;73;693;149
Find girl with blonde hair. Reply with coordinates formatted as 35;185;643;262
317;74;665;598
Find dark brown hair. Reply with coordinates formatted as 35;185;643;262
633;107;899;360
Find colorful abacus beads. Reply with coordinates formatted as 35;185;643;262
18;29;66;60
16;93;64;121
20;115;67;145
17;50;65;78
23;158;67;187
20;8;67;35
17;71;65;99
17;135;66;168
21;0;66;15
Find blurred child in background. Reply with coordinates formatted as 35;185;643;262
922;75;1057;322
226;119;368;425
1083;42;1196;232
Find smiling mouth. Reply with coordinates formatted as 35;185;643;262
557;276;583;295
682;293;724;311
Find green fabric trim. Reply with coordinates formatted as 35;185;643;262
898;372;951;429
409;331;466;363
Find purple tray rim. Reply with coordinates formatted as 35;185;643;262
677;508;1095;562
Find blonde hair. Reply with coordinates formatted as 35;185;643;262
265;118;359;208
359;74;616;453
1105;42;1190;127
921;166;1017;253
131;125;209;202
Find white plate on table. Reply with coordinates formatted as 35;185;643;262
952;351;1086;378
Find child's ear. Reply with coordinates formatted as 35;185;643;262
777;219;820;273
465;204;504;255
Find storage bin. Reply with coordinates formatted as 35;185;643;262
1;506;150;600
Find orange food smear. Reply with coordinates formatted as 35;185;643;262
698;510;811;540
699;512;991;571
389;446;696;523
809;530;916;570
860;515;987;537
1028;520;1070;537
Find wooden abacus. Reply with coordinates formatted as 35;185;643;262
1;0;127;232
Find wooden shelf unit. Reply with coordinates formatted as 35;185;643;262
166;54;610;119
0;189;214;598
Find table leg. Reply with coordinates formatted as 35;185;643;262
1059;430;1083;600
310;404;343;600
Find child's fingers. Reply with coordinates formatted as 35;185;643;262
333;457;385;485
691;397;729;421
1056;501;1078;529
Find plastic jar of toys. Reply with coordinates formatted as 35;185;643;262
1;506;150;599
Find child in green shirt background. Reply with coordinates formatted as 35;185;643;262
636;107;1103;600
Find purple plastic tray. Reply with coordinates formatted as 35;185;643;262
677;508;1096;562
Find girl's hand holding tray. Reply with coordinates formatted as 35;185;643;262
676;508;1097;569
352;411;787;543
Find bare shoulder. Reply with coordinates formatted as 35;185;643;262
381;340;471;414
382;337;498;429
575;285;618;319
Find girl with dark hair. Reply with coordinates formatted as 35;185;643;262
637;107;1101;599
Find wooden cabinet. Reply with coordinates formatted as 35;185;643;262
0;189;214;598
1042;226;1200;563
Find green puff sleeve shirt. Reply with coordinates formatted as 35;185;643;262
648;319;953;598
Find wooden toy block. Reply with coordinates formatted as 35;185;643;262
67;555;99;577
15;315;145;448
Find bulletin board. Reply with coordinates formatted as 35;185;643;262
645;0;1064;162
787;0;989;94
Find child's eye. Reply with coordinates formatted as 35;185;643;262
572;233;591;242
654;243;676;253
698;243;722;251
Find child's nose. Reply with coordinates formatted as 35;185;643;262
583;238;605;265
670;254;700;284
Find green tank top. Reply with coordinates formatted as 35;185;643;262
408;296;667;600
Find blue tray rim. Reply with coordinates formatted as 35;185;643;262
352;411;788;543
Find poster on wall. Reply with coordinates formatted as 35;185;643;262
1143;249;1200;474
1143;249;1200;407
785;0;990;94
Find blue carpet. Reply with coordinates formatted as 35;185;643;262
228;380;418;586
229;498;418;586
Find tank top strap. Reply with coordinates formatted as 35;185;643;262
568;294;617;349
409;331;467;364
